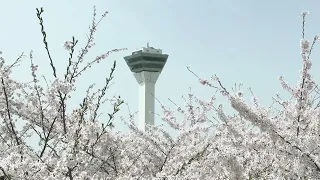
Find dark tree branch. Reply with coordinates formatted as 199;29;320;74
1;78;20;145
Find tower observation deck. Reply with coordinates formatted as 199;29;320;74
124;44;169;131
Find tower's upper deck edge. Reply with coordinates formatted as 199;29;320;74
124;46;168;73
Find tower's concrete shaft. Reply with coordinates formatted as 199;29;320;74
134;71;159;131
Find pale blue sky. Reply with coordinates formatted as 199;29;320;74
1;0;320;133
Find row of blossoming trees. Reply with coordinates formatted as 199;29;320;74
0;7;319;179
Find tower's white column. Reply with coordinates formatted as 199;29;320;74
138;81;155;131
134;71;160;132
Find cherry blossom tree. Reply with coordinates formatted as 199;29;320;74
1;6;320;180
0;7;126;179
178;11;320;179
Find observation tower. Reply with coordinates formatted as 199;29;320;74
124;43;169;131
